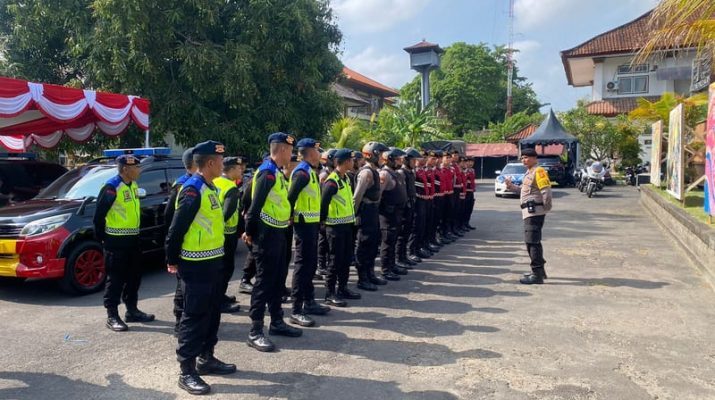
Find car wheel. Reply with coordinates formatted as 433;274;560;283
495;193;502;197
59;241;106;295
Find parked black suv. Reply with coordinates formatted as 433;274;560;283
537;156;567;186
0;153;68;206
0;149;184;294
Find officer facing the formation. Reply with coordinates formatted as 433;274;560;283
94;154;154;332
353;142;390;291
379;148;408;281
321;149;360;306
396;148;422;266
213;157;244;314
505;147;553;285
165;147;196;335
165;141;236;395
244;132;302;353
287;138;331;327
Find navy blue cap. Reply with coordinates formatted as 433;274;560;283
116;154;139;166
352;150;363;159
385;148;406;159
268;132;296;146
223;156;243;167
193;140;225;155
182;148;194;168
296;138;320;149
334;149;353;162
404;147;422;159
324;149;338;161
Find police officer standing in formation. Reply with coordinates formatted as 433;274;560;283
396;148;422;266
95;153;155;332
353;142;389;291
413;151;432;259
287;138;330;326
321;149;360;306
379;148;408;281
165;141;236;395
463;157;477;230
505;147;553;284
213;157;243;314
243;133;302;352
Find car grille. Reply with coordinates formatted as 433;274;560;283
0;224;24;238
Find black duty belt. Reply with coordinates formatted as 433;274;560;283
520;202;544;209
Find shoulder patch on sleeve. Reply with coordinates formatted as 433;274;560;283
535;167;551;189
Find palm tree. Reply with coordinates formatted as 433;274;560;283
328;117;363;149
628;92;708;127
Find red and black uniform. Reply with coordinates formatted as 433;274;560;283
453;164;467;232
464;166;476;228
431;166;443;244
413;166;430;255
440;165;454;237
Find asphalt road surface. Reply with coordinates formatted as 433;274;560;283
1;183;714;399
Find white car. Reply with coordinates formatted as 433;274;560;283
494;163;527;197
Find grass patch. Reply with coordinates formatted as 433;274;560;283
651;185;713;226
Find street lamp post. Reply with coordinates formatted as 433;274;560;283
404;40;443;111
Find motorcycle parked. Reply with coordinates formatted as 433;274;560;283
580;161;607;198
625;164;647;186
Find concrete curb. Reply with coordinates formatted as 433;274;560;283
640;185;715;289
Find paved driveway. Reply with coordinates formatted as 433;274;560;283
0;184;713;399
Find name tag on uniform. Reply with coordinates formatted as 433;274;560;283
123;190;132;202
208;193;220;210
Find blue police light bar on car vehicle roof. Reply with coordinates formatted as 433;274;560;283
102;148;171;157
0;152;36;159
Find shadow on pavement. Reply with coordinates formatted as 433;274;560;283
547;277;669;289
0;371;176;400
213;370;460;399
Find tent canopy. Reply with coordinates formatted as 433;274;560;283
422;140;466;154
0;77;150;151
519;109;578;146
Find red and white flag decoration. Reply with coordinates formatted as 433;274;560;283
0;77;150;151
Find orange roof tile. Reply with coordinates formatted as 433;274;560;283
585;96;660;117
342;66;400;98
506;124;538;143
466;143;563;158
404;40;444;53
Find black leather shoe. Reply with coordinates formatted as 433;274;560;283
357;280;378;291
106;316;128;332
178;373;211;395
247;333;275;352
315;267;328;280
269;320;303;337
397;262;414;270
408;254;422;263
124;309;155;323
523;271;548;279
239;281;253;294
399;258;417;266
417;249;431;259
220;302;241;314
369;274;388;285
224;294;237;304
467;224;476;230
196;356;237;375
325;294;348;307
289;313;315;327
303;299;331;315
382;272;401;281
429;242;441;250
392;266;408;276
281;295;295;304
520;273;544;285
338;288;361;300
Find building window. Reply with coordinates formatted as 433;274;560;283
618;64;649;74
644;140;652;145
618;75;648;94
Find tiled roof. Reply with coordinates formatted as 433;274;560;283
561;11;656;58
342;66;399;98
404;40;444;53
332;83;370;105
506;124;538;143
585;96;660;117
466;143;563;158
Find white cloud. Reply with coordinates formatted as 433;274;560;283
332;0;432;34
342;46;415;89
514;0;578;30
513;39;541;54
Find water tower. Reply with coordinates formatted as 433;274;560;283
404;40;443;110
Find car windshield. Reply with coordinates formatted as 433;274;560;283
502;165;527;175
36;166;116;200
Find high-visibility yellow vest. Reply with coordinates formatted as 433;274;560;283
104;175;140;236
325;171;355;225
213;175;239;234
290;161;320;223
180;175;225;261
252;159;290;229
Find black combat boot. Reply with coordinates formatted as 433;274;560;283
357;271;378;291
196;349;237;375
520;267;546;285
303;298;331;315
220;302;241;314
382;270;401;281
124;307;155;323
289;313;315;327
392;266;408;276
247;322;275;352
407;254;422;263
338;286;361;300
325;288;348;307
269;319;303;337
368;268;388;285
179;359;211;395
106;309;128;332
417;248;432;259
238;280;253;294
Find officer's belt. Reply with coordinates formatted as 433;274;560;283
520;202;544;209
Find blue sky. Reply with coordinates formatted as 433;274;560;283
333;0;658;112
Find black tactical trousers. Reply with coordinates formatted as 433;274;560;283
380;205;403;273
396;204;414;260
412;199;428;252
103;245;142;311
325;224;353;291
241;243;256;282
221;232;239;301
318;225;329;270
291;222;319;313
176;258;222;363
524;215;546;268
430;196;442;242
355;203;380;277
248;224;287;332
465;191;475;223
281;226;294;294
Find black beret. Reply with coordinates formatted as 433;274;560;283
521;148;538;157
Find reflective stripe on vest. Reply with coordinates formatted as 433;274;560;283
213;175;240;234
252;166;290;229
105;180;140;236
291;165;320;223
326;172;355;225
180;181;225;261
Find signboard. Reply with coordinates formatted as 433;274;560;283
705;83;715;216
691;52;712;93
650;120;663;187
666;104;685;200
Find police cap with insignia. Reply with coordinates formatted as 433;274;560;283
334;148;353;162
193;140;225;155
268;132;296;146
521;148;538;157
223;156;242;167
296;138;320;149
116;154;139;166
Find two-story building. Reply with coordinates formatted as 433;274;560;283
561;10;700;164
333;66;399;120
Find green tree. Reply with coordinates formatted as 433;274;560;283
326;117;364;150
559;105;620;161
368;101;453;148
0;0;343;159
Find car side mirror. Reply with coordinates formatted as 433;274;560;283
494;170;501;175
137;188;147;198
